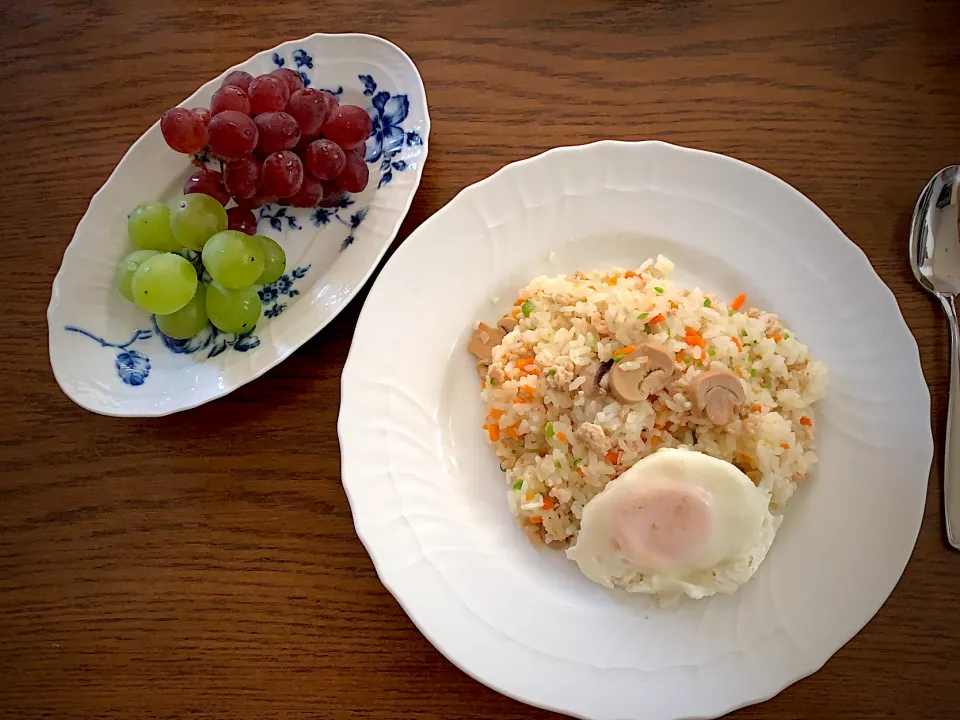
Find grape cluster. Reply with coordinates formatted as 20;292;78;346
160;68;373;215
118;194;287;338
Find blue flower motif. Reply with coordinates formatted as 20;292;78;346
258;265;312;319
298;72;312;88
234;333;261;352
366;89;410;165
259;206;301;232
341;234;356;251
405;130;423;147
312;208;334;226
273;52;285;67
292;49;313;69
360;74;377;96
115;350;150;386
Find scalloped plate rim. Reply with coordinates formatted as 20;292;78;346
338;140;933;720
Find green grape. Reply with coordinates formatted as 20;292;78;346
156;284;209;339
127;202;182;252
169;194;227;251
254;235;286;285
116;250;160;302
206;282;261;334
131;253;198;315
202;231;265;289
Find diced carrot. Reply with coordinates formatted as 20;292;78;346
731;294;746;311
766;333;782;342
654;423;665;430
481;382;486;389
542;497;555;510
489;408;503;420
649;436;660;448
505;424;520;440
751;405;762;412
529;516;542;524
488;425;500;442
511;307;520;318
800;416;813;427
669;300;679;309
516;357;535;370
557;432;567;442
648;313;665;324
614;344;636;359
604;450;620;465
607;277;617;286
624;270;638;278
514;297;525;306
780;443;790;450
685;328;705;348
738;453;751;465
732;336;742;351
675;350;686;362
523;367;541;376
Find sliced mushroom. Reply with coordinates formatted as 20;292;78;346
467;322;505;363
497;316;518;333
476;359;490;378
691;368;747;424
608;342;676;403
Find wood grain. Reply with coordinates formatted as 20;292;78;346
1;0;959;717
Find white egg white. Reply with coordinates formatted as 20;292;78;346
567;448;780;600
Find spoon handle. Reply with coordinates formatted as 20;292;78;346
940;293;960;549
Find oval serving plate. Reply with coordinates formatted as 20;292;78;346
48;32;429;417
339;141;932;720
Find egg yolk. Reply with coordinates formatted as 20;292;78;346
614;480;714;571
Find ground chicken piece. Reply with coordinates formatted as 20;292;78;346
575;422;610;454
545;361;575;388
590;312;609;336
761;312;783;335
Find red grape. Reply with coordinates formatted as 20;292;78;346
337;151;369;193
207;110;258;161
227;206;258;235
160;107;207;154
191;107;211;127
223;157;261;200
222;70;254;92
305;139;346;180
271;68;305;96
323;91;340;110
248;74;290;115
235;189;278;210
184;167;230;204
262;151;304;197
316;180;345;208
254;111;300;154
321;105;372;150
286;177;325;208
210;86;251;117
287;88;329;136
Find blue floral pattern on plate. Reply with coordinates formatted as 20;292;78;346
64;265;311;385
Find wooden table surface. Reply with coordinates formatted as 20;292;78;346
2;0;959;717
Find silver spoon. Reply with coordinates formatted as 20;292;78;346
910;165;960;549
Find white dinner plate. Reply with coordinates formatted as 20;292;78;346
338;141;932;720
49;32;429;416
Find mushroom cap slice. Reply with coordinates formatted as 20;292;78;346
497;316;518;333
691;368;747;424
608;342;676;403
467;322;505;363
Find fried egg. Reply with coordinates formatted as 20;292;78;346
567;448;780;600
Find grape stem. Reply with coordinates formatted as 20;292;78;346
64;326;152;349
